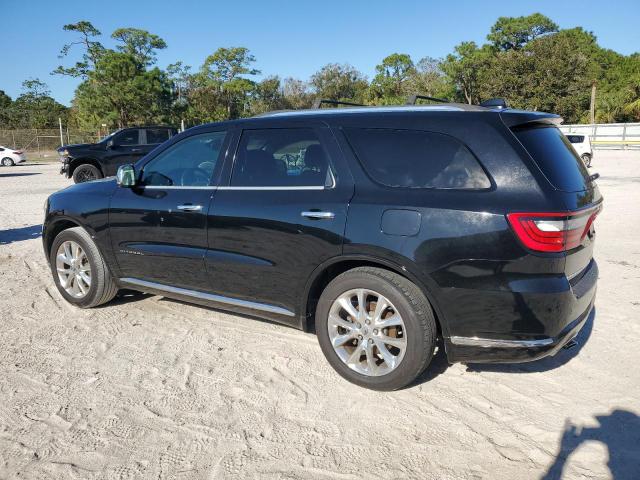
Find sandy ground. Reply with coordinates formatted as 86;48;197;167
0;152;639;480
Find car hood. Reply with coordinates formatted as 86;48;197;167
56;177;117;195
58;143;96;153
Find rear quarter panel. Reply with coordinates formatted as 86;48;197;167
330;112;571;339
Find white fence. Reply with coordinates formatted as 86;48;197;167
559;123;640;150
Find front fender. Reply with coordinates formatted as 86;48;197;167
43;179;118;276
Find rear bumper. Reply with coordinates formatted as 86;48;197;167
443;259;598;363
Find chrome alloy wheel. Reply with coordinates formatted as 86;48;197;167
327;289;407;376
56;240;92;298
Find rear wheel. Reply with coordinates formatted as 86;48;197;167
72;164;102;183
316;267;437;390
581;153;592;168
1;157;15;166
49;227;118;308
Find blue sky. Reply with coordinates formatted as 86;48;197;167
2;0;639;105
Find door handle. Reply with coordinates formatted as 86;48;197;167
177;204;203;212
131;148;141;152
301;211;335;220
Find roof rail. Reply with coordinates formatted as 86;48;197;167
312;99;366;109
406;94;450;105
479;98;508;109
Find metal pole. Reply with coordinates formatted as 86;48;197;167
58;118;64;147
622;124;627;151
35;129;40;157
11;131;15;149
181;119;185;132
590;81;596;124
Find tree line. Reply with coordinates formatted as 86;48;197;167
1;13;638;131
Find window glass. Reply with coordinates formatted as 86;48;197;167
142;131;226;187
566;135;585;144
114;129;140;146
514;126;590;192
231;128;332;187
146;128;171;145
344;128;490;189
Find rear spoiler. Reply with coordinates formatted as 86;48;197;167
499;110;563;128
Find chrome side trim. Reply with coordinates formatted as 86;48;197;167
141;185;327;191
119;277;295;317
143;186;215;190
218;186;325;191
449;335;554;348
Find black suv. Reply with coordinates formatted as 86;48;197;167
58;126;178;183
43;104;601;390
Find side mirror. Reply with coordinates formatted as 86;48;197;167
116;164;136;187
106;139;114;149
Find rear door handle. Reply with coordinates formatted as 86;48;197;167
177;204;203;212
131;148;142;152
301;211;335;220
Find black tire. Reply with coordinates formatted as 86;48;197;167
72;164;102;183
49;227;118;308
1;157;15;166
581;154;592;168
316;267;437;390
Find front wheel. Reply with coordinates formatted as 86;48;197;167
316;267;437;390
1;157;15;166
581;153;592;168
49;227;118;308
72;164;102;183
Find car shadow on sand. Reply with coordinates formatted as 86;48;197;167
96;290;594;387
465;307;595;375
0;172;41;178
0;224;42;245
541;408;640;479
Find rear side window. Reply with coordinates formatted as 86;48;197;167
567;135;585;144
231;128;333;187
146;128;171;144
514;126;590;192
344;128;490;189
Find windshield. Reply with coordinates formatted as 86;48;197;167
513;125;591;192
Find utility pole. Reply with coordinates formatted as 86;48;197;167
590;81;597;125
58;118;65;147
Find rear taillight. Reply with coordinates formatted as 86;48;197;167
13;150;23;154
507;205;602;252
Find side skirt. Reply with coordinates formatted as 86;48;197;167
118;277;297;323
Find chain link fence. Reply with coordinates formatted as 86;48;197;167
0;128;103;158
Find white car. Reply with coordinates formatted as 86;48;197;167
0;146;26;166
566;134;593;167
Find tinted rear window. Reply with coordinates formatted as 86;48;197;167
513;126;591;192
344;128;490;189
567;135;585;143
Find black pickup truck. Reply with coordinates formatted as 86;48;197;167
58;126;178;183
